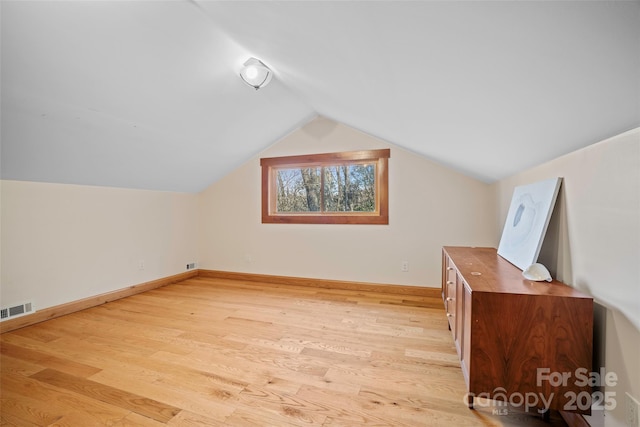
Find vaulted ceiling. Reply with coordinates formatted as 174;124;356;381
2;1;638;193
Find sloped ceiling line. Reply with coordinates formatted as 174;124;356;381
1;1;638;192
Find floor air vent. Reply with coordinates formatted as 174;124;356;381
0;301;34;322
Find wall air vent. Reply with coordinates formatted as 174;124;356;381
0;301;34;322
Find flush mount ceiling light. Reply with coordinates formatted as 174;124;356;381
239;57;273;90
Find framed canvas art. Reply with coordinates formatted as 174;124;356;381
497;177;562;270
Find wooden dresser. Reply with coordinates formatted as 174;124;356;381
442;246;593;414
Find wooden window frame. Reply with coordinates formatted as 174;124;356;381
260;149;390;224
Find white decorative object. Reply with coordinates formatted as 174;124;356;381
522;263;552;282
497;177;562;270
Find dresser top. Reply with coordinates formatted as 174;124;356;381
443;246;592;298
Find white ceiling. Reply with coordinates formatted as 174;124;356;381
2;1;639;193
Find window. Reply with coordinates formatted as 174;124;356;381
261;149;389;224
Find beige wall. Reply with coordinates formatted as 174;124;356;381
0;180;199;310
198;116;497;287
493;128;640;426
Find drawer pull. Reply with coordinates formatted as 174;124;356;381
446;281;454;285
446;297;454;302
446;313;454;318
447;267;454;271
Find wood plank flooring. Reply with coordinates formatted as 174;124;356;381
0;277;569;426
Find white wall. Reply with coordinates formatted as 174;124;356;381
199;116;497;287
493;128;640;427
0;180;199;310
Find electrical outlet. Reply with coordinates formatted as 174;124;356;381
138;260;145;270
401;261;409;272
186;262;197;270
626;392;640;427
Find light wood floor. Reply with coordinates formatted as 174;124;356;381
0;277;569;426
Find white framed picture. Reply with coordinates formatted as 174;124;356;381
497;177;562;271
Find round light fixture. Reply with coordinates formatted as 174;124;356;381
239;57;273;90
